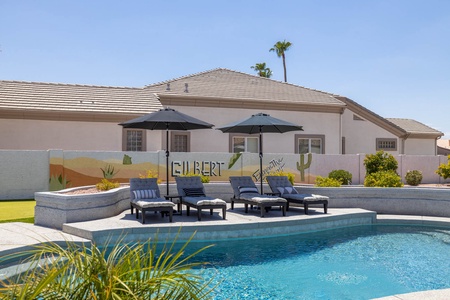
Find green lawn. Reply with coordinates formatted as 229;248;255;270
0;200;35;223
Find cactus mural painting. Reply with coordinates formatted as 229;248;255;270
297;153;312;181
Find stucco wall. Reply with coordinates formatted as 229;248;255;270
0;119;123;151
1;149;449;200
341;109;399;154
404;138;437;155
168;106;343;154
0;150;49;199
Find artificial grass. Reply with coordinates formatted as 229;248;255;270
0;200;35;222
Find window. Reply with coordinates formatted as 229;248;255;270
171;132;190;152
376;138;397;151
295;134;325;154
231;135;259;153
123;129;146;151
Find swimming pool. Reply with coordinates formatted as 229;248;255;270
186;224;450;299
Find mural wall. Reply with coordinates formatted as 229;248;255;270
0;149;448;200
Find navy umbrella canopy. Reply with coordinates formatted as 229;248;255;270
120;107;214;195
217;113;303;193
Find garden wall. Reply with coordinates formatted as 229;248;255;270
0;149;449;200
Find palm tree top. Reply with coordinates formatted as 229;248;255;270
270;39;292;82
270;40;292;57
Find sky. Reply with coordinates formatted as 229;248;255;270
1;0;449;139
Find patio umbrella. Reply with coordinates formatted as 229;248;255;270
216;113;303;193
119;107;214;196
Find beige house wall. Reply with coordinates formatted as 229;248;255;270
0;119;123;151
167;105;342;154
341;109;398;154
403;138;437;155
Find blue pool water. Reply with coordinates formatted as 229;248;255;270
186;225;450;299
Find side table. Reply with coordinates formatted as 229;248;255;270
164;195;182;215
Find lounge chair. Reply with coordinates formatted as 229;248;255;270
129;178;176;223
229;176;287;217
175;176;227;221
266;176;328;214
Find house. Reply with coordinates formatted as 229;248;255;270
0;68;443;155
438;139;450;156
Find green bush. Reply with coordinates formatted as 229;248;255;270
315;176;341;187
328;169;352;185
364;170;404;187
436;155;450;180
364;151;398;175
405;170;423;186
267;170;295;185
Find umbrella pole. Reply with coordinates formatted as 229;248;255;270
166;127;169;196
259;127;263;194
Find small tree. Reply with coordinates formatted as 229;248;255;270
364;151;398;175
363;151;402;187
436;155;450;180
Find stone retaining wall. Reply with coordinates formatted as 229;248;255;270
35;186;130;229
35;183;450;230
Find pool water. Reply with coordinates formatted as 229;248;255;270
186;225;450;299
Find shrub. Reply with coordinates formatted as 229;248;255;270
315;176;341;187
139;169;162;183
436;155;450;180
405;170;423;186
267;170;295;185
180;172;210;183
328;169;352;185
0;234;216;299
364;151;398;175
364;170;404;187
96;178;120;191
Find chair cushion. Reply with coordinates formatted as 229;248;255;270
239;193;287;203
277;186;298;195
132;198;175;208
238;186;259;195
183;187;206;197
133;189;158;199
183;196;227;206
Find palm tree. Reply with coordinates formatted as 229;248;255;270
250;62;272;78
270;40;292;82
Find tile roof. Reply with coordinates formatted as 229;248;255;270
146;68;345;106
0;81;162;114
386;118;443;136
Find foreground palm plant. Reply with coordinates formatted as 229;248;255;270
0;233;217;299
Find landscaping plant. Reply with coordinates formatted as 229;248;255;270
180;172;210;183
405;170;423;186
364;170;404;187
363;151;403;187
0;234;217;300
267;170;295;185
436;155;450;180
364;151;398;174
315;176;341;187
95;178;120;191
328;169;352;185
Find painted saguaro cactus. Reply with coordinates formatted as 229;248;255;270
297;153;312;182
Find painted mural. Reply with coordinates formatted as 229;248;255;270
48;151;315;190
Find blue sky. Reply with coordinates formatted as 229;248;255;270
1;0;449;138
